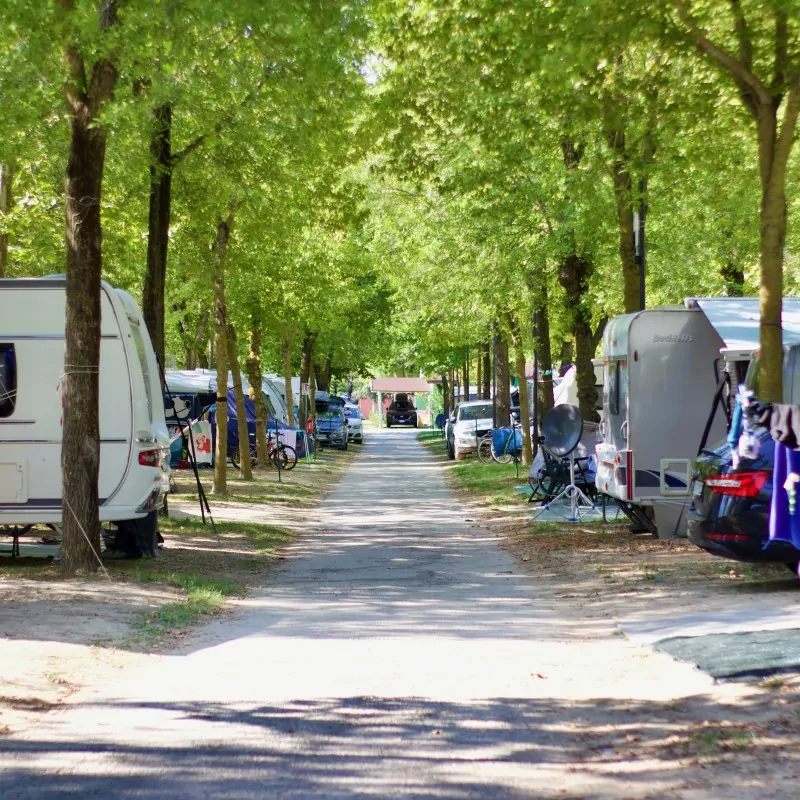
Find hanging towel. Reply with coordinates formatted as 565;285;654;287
769;442;800;549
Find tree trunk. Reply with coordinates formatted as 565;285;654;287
755;102;797;402
280;320;297;428
509;318;532;466
605;120;640;314
309;359;317;429
246;314;269;468
559;253;598;421
463;347;469;402
211;210;234;495
475;343;482;401
532;297;554;423
315;348;333;393
720;258;745;297
298;328;316;428
442;372;450;419
183;307;208;369
141;103;172;371
59;18;118;573
482;343;490;399
227;324;252;481
0;161;13;278
493;331;511;427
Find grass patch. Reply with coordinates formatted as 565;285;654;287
418;429;529;510
124;575;239;649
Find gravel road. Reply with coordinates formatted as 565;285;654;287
0;429;717;799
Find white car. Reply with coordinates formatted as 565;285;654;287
446;400;494;460
343;402;364;444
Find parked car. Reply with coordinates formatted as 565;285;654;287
316;398;348;450
343;402;364;444
387;393;417;427
688;346;800;572
446;400;495;461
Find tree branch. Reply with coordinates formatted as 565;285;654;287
772;75;800;186
727;0;753;72
774;9;790;92
674;0;770;112
591;316;609;352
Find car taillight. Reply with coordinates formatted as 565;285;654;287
138;449;163;467
705;471;769;497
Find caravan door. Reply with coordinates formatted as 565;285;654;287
595;358;631;499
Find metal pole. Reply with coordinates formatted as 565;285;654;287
636;178;646;311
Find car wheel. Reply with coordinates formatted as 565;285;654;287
447;440;455;460
784;561;799;577
386;419;392;428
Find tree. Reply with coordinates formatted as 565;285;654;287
669;0;800;401
58;0;120;573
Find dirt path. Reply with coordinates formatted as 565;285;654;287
0;430;798;798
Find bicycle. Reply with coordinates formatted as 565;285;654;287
477;424;523;465
230;432;298;471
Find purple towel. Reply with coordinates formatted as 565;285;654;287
769;442;800;549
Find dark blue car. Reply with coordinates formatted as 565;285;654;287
315;398;348;450
688;346;800;573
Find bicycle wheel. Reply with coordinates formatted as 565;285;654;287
270;445;290;470
477;437;493;464
280;444;298;471
493;447;514;465
230;449;241;470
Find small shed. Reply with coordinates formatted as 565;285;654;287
370;377;433;429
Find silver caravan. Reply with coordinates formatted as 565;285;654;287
0;278;170;552
595;297;800;538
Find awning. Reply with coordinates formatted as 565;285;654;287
370;377;431;393
686;297;800;351
164;369;217;394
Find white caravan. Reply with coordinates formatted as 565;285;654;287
595;297;800;538
0;278;170;546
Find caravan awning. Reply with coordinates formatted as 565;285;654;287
164;369;217;394
686;298;800;351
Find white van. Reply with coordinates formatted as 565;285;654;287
0;277;170;554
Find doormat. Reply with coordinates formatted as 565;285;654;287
655;628;800;682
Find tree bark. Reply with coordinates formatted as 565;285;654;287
604;104;640;314
227;324;252;481
442;372;450;419
141;103;172;371
532;296;554;423
280;320;297;428
475;343;482;401
246;314;269;468
509;318;532;466
0;161;13;278
493;330;511;427
482;343;490;400
211;210;234;495
315;349;333;393
309;359;317;429
59;4;118;573
462;347;469;402
298;328;316;427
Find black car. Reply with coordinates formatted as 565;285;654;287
688;346;800;573
386;393;417;427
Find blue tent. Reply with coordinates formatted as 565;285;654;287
209;389;312;459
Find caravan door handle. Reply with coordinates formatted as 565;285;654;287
620;421;629;442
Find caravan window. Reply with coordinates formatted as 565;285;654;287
0;344;16;418
130;324;154;424
606;361;620;416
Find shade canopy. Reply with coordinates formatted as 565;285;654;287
370;377;430;394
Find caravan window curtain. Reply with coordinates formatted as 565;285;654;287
0;344;16;418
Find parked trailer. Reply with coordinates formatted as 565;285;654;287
595;297;800;539
0;277;170;555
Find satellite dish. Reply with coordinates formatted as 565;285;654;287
541;404;583;457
